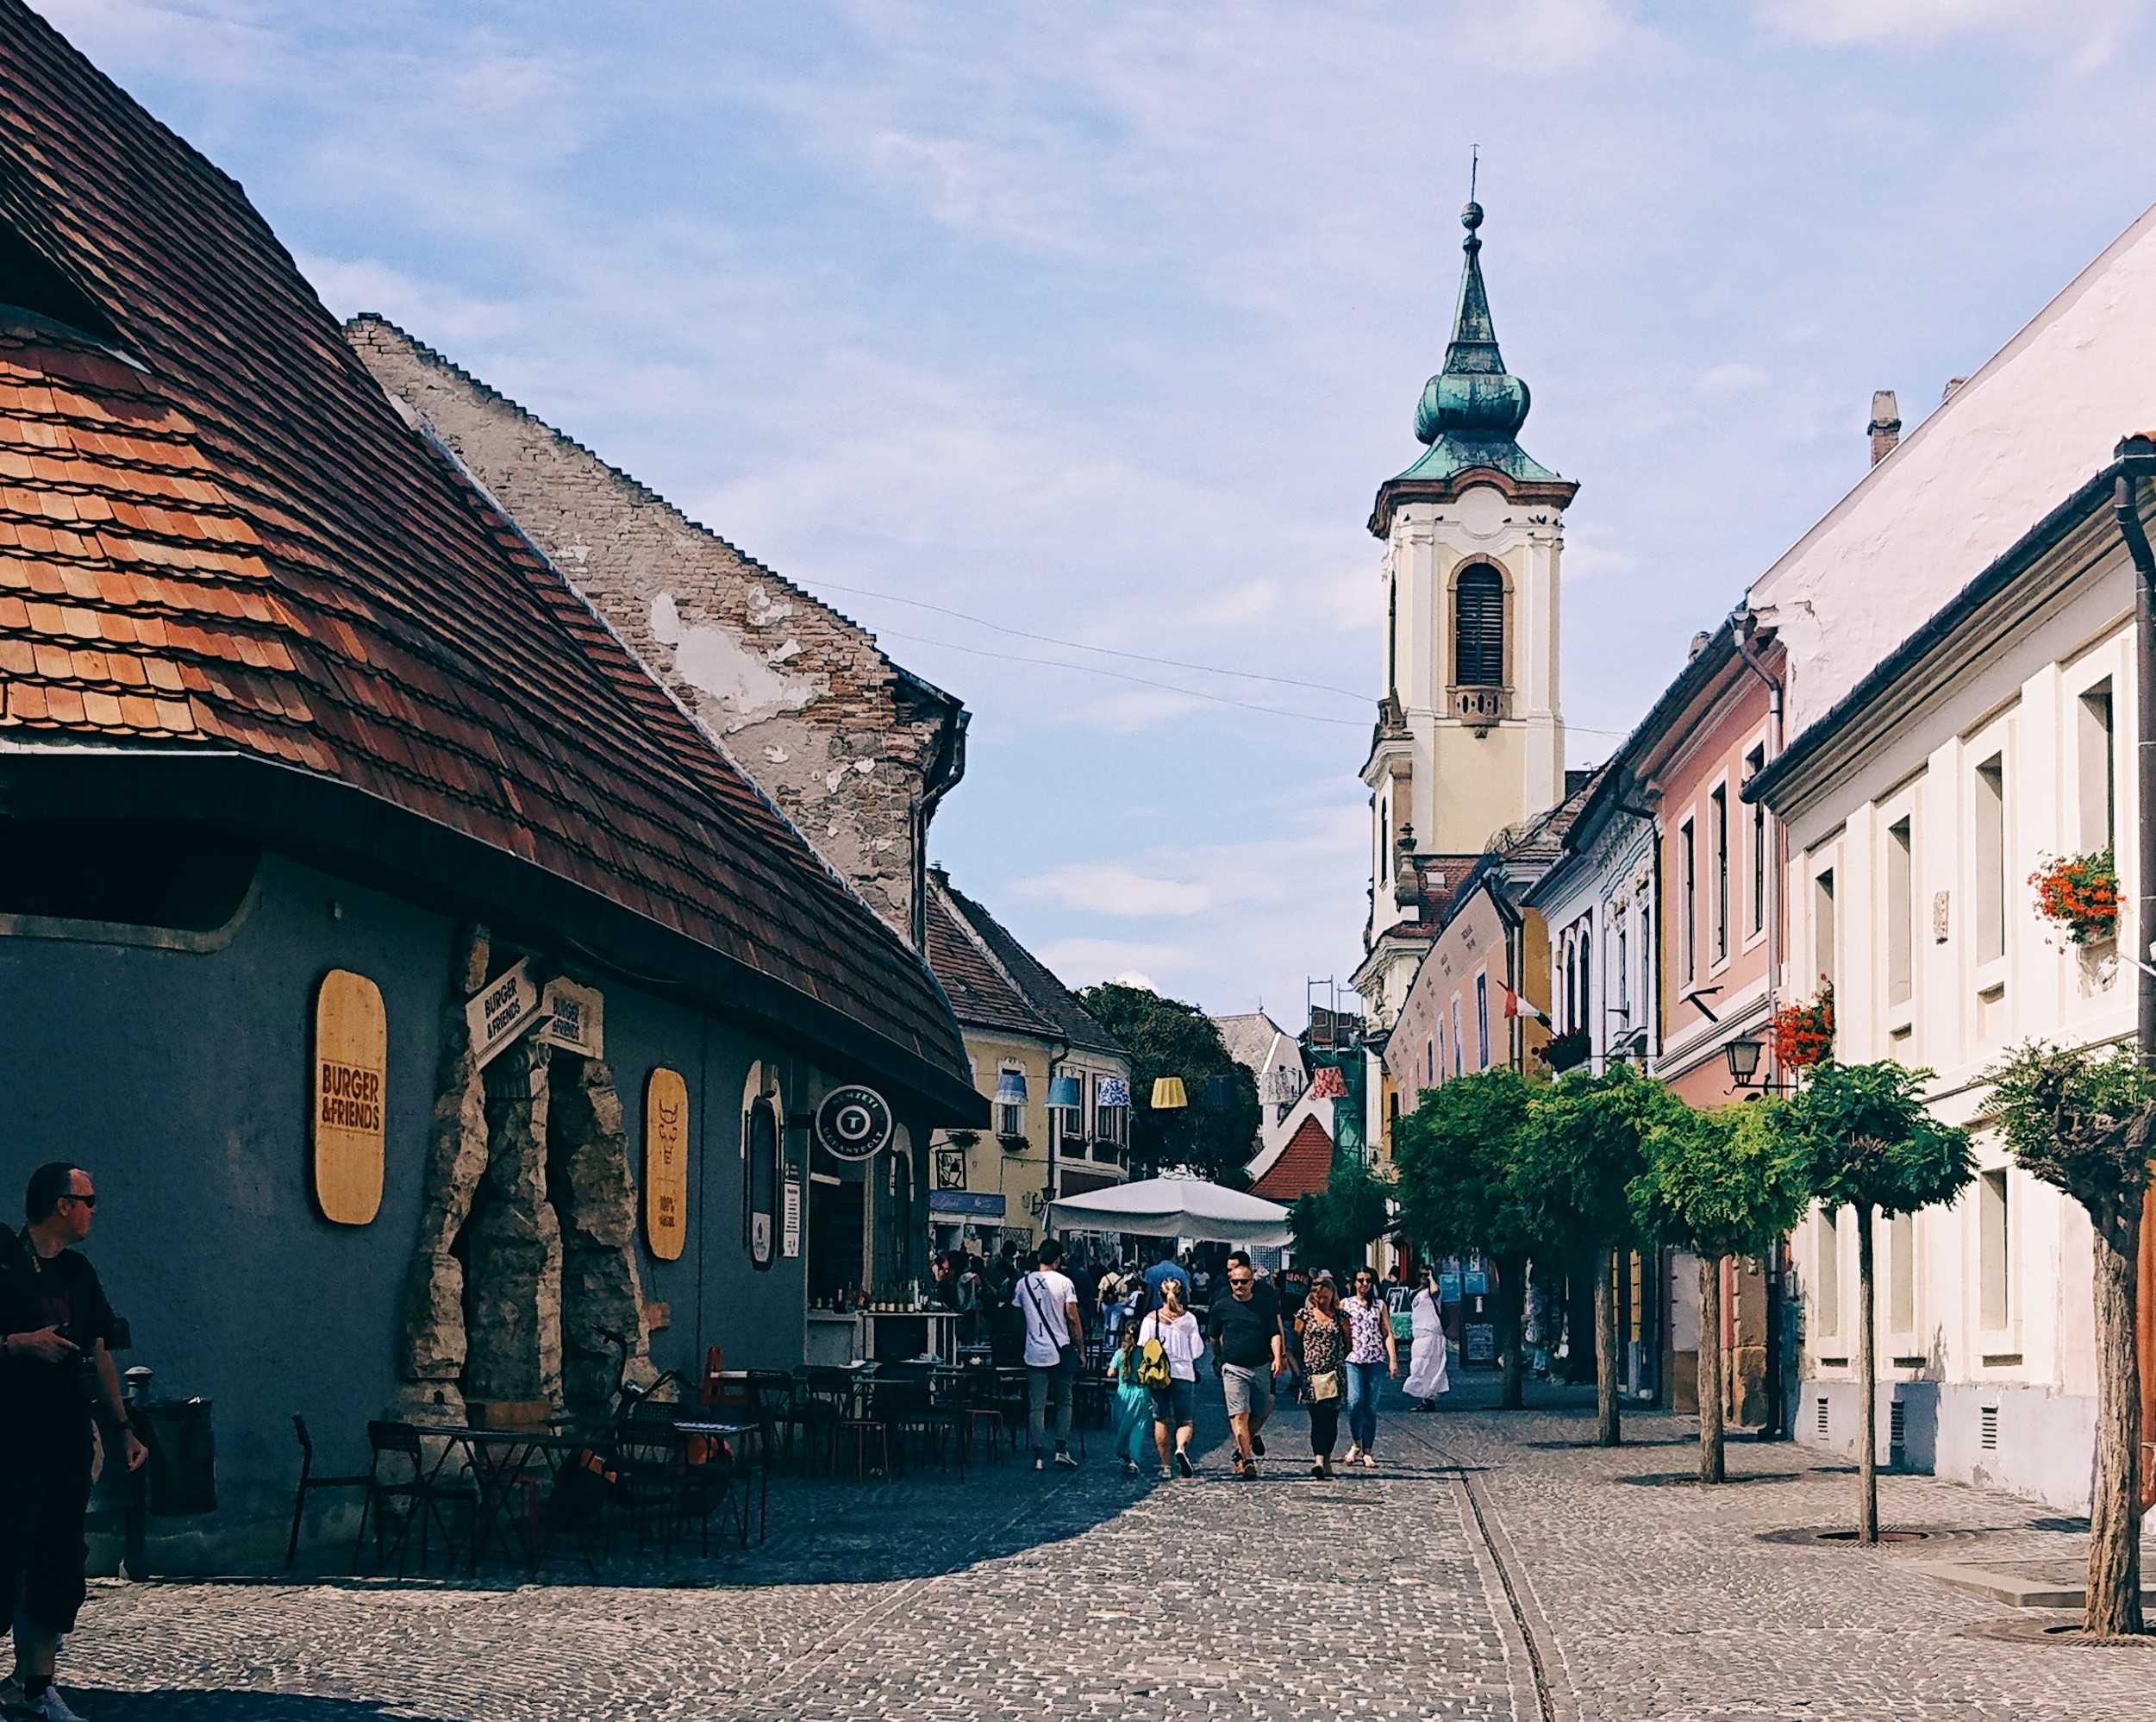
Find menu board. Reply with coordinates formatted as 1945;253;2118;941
644;1067;689;1262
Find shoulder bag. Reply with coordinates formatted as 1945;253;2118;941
1022;1273;1080;1374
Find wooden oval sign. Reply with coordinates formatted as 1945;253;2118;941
644;1067;690;1261
313;968;387;1225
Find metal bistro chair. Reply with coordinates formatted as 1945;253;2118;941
286;1415;371;1569
354;1421;473;1578
787;1366;854;1473
956;1362;1011;1462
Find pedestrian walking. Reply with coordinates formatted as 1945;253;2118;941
2;1163;147;1722
1014;1237;1082;1472
1141;1246;1190;1312
1137;1278;1203;1478
1105;1318;1153;1475
1404;1266;1451;1411
1340;1267;1399;1468
1293;1271;1352;1478
1209;1257;1289;1479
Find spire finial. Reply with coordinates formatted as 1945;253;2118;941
1462;147;1484;254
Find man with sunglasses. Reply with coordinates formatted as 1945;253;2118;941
2;1164;145;1722
1207;1255;1287;1478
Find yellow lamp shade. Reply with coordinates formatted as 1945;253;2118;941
1150;1075;1188;1110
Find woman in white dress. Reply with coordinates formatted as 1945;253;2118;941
1405;1266;1450;1410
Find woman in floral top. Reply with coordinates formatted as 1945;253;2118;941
1293;1273;1352;1477
1341;1268;1400;1468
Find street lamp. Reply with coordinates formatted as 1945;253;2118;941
1724;1035;1798;1093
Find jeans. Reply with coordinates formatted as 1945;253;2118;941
1344;1360;1385;1451
1027;1363;1073;1455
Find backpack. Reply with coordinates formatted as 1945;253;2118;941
1136;1316;1172;1391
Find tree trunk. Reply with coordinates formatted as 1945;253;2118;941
2086;1208;2146;1637
1857;1202;1878;1546
1497;1251;1527;1411
1698;1254;1725;1484
1596;1245;1622;1447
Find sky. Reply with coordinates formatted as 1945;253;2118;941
40;0;2156;1030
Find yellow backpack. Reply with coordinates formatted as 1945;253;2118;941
1137;1320;1172;1391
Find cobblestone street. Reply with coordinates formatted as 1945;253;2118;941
51;1375;2156;1722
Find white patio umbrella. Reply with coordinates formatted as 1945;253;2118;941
1046;1175;1291;1247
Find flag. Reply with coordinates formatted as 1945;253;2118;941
1502;986;1547;1024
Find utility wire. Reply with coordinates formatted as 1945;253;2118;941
813;576;1372;702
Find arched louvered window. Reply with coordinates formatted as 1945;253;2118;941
1453;565;1505;688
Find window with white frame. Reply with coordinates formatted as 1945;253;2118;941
1813;867;1837;994
1476;973;1490;1068
1979;1168;2010;1332
1744;744;1766;938
1974;754;2006;968
1886;816;1914;1010
1710;783;1729;965
2078;680;2115;854
1817;1206;1840;1337
997;1066;1025;1139
1451;995;1465;1076
1680;818;1697;982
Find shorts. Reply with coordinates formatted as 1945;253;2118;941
0;1425;95;1634
1147;1376;1195;1427
1221;1362;1273;1420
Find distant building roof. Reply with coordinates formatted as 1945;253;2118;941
1250;1112;1334;1205
1212;1011;1291;1075
925;887;1057;1040
932;873;1128;1058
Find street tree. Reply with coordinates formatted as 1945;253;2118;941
1391;1068;1538;1408
1289;1158;1395;1281
1632;1101;1810;1482
1515;1068;1693;1446
1769;1061;1972;1543
1077;984;1259;1185
1987;1041;2154;1638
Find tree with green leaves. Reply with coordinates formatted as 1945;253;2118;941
1515;1068;1693;1446
1633;1101;1811;1482
1391;1068;1538;1409
1289;1159;1395;1281
1769;1061;1973;1542
1988;1042;2154;1638
1077;984;1260;1185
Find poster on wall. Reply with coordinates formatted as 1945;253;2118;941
644;1067;690;1262
313;968;387;1225
781;1174;803;1259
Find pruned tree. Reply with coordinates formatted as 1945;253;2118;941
1632;1101;1811;1482
1289;1158;1395;1282
1769;1061;1973;1543
1391;1068;1538;1408
1515;1068;1692;1446
1988;1042;2154;1638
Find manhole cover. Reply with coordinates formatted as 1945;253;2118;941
1617;1471;1802;1487
1964;1618;2156;1646
1756;1525;1974;1547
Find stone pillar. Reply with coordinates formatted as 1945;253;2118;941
550;1057;655;1413
392;924;491;1426
464;1033;564;1407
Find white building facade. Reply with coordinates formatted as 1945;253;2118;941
1754;449;2153;1510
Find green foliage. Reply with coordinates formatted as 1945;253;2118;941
1632;1101;1811;1259
1390;1068;1537;1261
1513;1068;1692;1268
1289;1159;1395;1281
1076;983;1260;1184
1769;1060;1974;1219
1987;1041;2156;1230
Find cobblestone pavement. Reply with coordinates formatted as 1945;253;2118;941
49;1376;2156;1721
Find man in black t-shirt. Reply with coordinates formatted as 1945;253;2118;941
1208;1256;1287;1478
2;1162;145;1720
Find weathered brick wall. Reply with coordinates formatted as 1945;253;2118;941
345;316;950;938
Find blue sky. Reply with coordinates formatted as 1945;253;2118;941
45;0;2156;1027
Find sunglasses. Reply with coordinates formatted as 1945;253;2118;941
1228;1274;1253;1286
60;1192;97;1208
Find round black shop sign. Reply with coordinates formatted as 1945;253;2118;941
815;1085;894;1162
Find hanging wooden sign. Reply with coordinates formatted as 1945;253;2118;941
644;1067;690;1262
313;968;387;1225
466;956;543;1069
539;978;604;1059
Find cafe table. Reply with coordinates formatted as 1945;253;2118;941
434;1425;590;1575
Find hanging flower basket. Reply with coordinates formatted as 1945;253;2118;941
1770;982;1834;1069
2029;848;2119;946
943;1129;980;1150
997;1132;1031;1154
1535;1027;1590;1074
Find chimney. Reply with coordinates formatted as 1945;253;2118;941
1942;376;1969;405
1689;630;1712;659
1868;390;1902;467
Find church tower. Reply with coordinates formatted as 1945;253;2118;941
1356;195;1577;1007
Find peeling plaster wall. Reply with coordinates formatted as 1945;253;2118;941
347;318;949;938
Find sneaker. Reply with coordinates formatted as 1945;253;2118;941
31;1688;90;1722
1159;1464;1173;1480
1053;1451;1080;1470
1249;1433;1266;1457
1122;1458;1140;1476
1174;1448;1195;1479
1034;1456;1046;1472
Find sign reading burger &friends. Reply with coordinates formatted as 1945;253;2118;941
313;968;387;1224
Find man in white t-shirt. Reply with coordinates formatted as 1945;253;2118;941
1015;1237;1083;1471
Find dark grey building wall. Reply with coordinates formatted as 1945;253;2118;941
0;848;822;1563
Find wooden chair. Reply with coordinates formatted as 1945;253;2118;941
286;1415;371;1569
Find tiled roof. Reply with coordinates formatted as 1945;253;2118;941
1212;1011;1289;1075
937;878;1128;1057
925;885;1056;1040
1251;1112;1334;1204
0;3;978;1115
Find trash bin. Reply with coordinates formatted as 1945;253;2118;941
140;1398;216;1517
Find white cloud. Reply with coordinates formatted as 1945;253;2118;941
1016;863;1211;917
1059;688;1210;734
1036;938;1195;990
1110;968;1157;991
1696;360;1768;398
1755;0;2147;67
1562;527;1640;583
293;254;519;344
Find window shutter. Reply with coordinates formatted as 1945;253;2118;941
1453;566;1505;687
